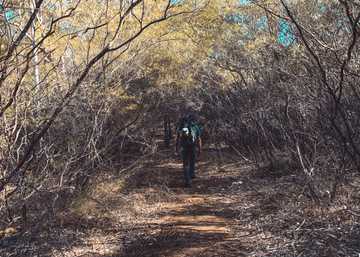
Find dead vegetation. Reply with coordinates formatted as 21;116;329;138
2;145;359;257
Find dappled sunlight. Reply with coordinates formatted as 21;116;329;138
154;161;183;169
160;214;231;233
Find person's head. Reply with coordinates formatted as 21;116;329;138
186;113;194;120
184;101;195;113
178;101;200;124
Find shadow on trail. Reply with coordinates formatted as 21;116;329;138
118;229;245;257
124;148;245;193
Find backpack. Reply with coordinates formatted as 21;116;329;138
178;115;202;148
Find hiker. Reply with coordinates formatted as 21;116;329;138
175;113;202;187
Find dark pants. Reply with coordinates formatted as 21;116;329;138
181;146;196;186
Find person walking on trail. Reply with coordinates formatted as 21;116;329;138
175;113;202;187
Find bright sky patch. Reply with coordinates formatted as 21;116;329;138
277;19;295;47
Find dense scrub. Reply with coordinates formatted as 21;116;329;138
1;1;360;256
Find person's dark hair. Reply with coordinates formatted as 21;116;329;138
186;113;195;122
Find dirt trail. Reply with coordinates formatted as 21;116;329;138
118;148;249;257
50;146;252;257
